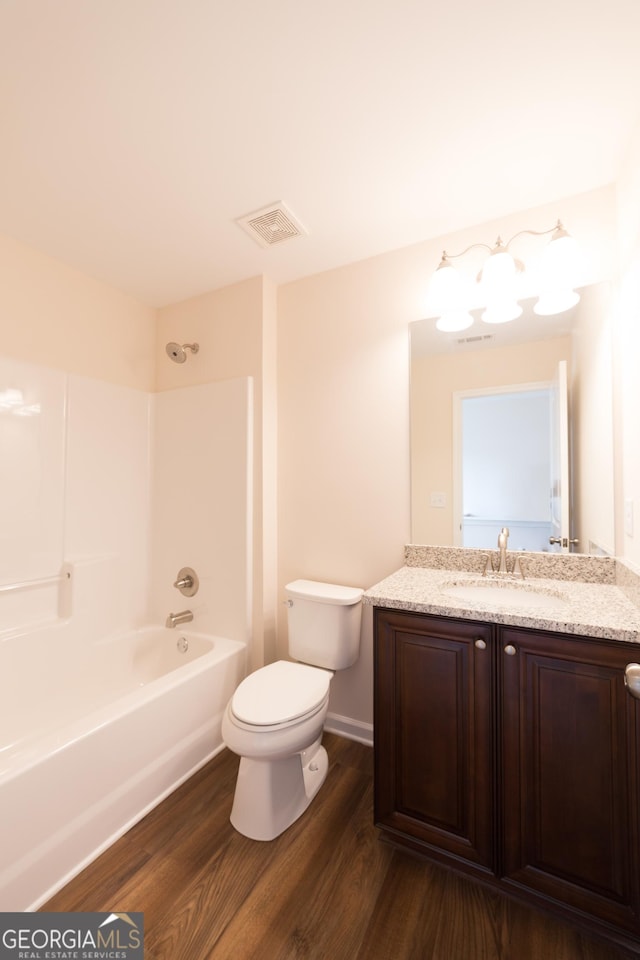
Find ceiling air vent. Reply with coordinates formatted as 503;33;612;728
236;202;307;249
456;334;494;345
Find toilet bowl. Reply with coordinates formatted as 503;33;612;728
222;660;332;757
222;579;363;841
222;661;333;840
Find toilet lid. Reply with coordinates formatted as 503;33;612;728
231;661;332;726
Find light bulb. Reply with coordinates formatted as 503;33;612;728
545;226;579;279
427;259;463;315
534;290;580;316
480;243;517;302
436;311;474;332
534;222;580;315
481;300;523;325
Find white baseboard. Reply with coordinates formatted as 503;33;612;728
324;711;373;747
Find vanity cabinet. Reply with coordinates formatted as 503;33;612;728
374;607;640;949
500;625;640;936
374;610;496;873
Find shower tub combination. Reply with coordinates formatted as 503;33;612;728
0;623;245;911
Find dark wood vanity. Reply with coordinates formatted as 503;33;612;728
374;606;640;953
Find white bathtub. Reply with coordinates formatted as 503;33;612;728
0;625;246;911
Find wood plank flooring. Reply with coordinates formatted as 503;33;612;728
43;734;636;959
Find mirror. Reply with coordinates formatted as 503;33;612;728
410;282;615;556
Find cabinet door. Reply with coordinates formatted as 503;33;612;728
501;627;640;935
374;609;495;872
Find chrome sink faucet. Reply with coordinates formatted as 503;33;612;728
497;526;510;574
166;609;193;628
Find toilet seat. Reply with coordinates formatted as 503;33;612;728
231;660;332;728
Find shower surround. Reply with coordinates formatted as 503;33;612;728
0;355;253;908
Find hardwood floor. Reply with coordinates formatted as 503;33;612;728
43;734;636;959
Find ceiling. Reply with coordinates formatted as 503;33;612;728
1;0;639;308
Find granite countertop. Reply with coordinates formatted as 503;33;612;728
364;565;640;645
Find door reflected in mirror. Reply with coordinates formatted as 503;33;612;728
456;385;555;551
410;282;615;556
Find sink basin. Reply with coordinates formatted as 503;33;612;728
441;580;568;612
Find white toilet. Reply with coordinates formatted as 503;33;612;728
221;578;363;840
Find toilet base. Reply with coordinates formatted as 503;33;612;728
230;737;329;841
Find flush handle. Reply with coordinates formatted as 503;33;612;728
624;663;640;700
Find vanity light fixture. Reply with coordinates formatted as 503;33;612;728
428;220;580;332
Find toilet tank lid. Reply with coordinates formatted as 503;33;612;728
285;579;364;605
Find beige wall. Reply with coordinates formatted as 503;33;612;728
0;233;155;390
155;275;263;392
570;282;616;556
411;336;572;546
278;257;411;725
615;116;640;572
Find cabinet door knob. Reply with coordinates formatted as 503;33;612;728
504;644;517;656
624;663;640;700
474;638;486;650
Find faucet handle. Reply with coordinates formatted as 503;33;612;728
513;556;527;580
173;566;199;597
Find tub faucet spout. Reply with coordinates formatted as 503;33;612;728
166;610;193;628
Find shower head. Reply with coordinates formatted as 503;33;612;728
166;342;199;363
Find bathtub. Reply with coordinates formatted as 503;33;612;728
0;625;246;911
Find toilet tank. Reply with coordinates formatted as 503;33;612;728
285;579;364;671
